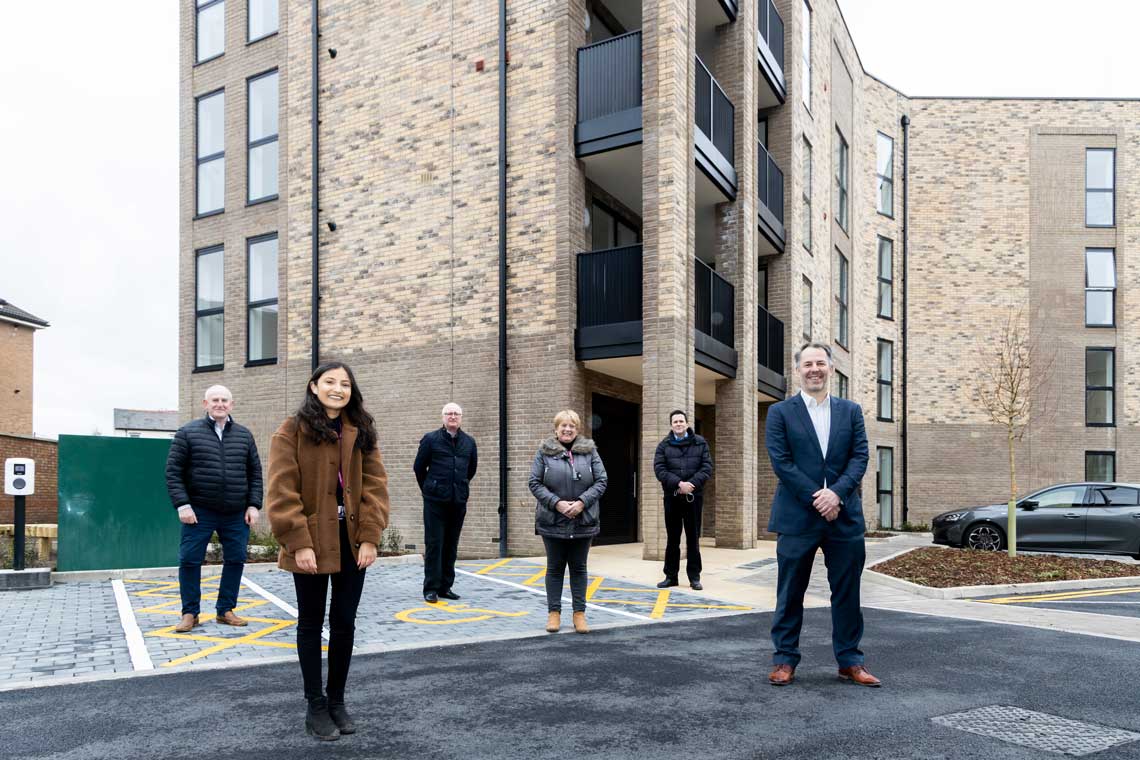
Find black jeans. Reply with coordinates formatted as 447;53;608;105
293;520;366;704
542;536;591;613
663;492;703;581
423;499;467;594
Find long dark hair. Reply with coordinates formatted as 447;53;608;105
295;361;378;452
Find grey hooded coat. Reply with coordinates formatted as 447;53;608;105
528;436;608;539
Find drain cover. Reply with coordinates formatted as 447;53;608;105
737;558;778;571
932;705;1140;756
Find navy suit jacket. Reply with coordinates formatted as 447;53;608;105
765;394;869;538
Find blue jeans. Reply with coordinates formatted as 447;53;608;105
179;509;249;616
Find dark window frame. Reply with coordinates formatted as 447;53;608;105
835;248;849;349
835;370;848;399
802;276;813;341
245;233;279;366
877;236;894;320
194;245;225;373
246;68;280;205
758;260;768;310
195;87;225;219
877;338;893;422
195;0;225;66
800;0;812;115
1085;247;1116;328
247;0;279;44
589;197;641;250
802;136;812;253
834;126;849;233
877;446;894;527
1085;148;1115;228
1085;347;1115;427
876;131;894;218
1085;451;1116;482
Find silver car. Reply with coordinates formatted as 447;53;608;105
931;482;1140;560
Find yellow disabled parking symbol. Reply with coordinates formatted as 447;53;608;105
395;599;530;625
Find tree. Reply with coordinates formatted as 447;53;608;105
971;306;1056;558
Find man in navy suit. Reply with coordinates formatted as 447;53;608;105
764;343;880;687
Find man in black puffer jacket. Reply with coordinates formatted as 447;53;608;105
165;385;263;633
653;410;714;590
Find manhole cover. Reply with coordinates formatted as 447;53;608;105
932;705;1140;756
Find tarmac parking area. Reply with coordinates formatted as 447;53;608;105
976;585;1140;619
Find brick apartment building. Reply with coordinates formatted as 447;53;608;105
179;0;1137;559
0;299;50;436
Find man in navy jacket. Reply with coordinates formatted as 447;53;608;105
764;343;880;688
414;402;478;603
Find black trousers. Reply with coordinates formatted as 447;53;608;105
293;520;366;704
541;536;592;613
423;499;467;594
663;492;703;581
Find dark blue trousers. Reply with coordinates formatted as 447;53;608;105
771;531;866;668
179;509;249;616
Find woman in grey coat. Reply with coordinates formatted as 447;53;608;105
528;409;607;634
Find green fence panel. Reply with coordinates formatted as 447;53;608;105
57;435;181;571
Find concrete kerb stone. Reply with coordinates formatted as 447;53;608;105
50;554;424;584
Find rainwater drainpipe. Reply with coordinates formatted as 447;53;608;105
900;113;910;525
310;0;321;372
497;0;509;557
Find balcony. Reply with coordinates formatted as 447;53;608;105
575;245;643;361
757;0;786;108
697;0;738;26
757;304;787;399
576;31;642;157
757;140;786;253
695;56;737;200
694;258;737;378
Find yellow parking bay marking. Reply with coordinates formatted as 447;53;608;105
395;599;529;625
979;586;1140;605
473;558;512;575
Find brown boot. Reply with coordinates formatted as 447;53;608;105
572;611;589;634
174;613;199;633
769;664;795;686
216;610;248;627
545;611;561;633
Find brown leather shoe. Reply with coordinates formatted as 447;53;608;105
572;611;589;634
768;664;795;686
216;610;248;627
545;611;561;633
174;614;199;633
838;665;882;687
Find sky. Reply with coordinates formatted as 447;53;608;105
1;1;1136;439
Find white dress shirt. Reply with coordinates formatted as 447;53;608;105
799;390;831;461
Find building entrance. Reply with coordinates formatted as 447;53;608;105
591;394;639;544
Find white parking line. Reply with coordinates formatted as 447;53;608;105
456;567;653;621
242;576;330;641
111;580;154;671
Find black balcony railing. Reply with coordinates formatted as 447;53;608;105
695;57;734;166
757;0;785;72
757;304;785;377
577;245;642;329
694;258;735;348
757;141;785;225
577;31;642;123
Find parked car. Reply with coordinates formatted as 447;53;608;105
931;482;1140;560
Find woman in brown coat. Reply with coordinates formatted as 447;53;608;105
267;361;390;741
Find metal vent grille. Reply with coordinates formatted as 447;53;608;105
932;705;1140;757
736;558;778;571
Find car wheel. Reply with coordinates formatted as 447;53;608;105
964;523;1004;552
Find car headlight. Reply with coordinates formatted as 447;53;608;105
939;512;967;523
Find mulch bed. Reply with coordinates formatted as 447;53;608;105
873;547;1140;588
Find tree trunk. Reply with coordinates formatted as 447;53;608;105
1007;426;1017;558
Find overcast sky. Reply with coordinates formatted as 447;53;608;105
2;1;1136;439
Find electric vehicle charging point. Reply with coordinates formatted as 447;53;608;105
2;458;51;590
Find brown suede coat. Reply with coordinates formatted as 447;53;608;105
266;416;390;574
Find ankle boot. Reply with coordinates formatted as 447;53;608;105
328;702;356;735
545;611;561;633
305;697;340;741
572;611;589;634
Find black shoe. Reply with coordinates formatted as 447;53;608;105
305;697;340;741
438;590;460;600
424;591;439;603
689;579;703;591
656;577;678;589
328;703;356;735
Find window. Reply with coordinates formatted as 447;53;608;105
1086;452;1116;482
877;339;893;421
248;70;279;203
195;247;224;370
590;201;638;250
758;263;768;310
802;276;812;341
196;0;225;63
876;132;894;217
248;0;278;42
196;90;225;216
834;128;848;232
1085;248;1115;327
1093;485;1136;505
800;1;811;111
835;370;848;399
1086;148;1114;227
758;118;768;148
835;249;848;348
877;237;893;319
1032;486;1086;508
247;235;279;364
802;137;812;251
1086;348;1114;426
877;447;893;529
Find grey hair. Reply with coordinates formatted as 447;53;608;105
793;342;833;367
203;385;233;401
441;402;463;415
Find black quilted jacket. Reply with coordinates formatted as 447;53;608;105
165;415;264;514
653;429;714;494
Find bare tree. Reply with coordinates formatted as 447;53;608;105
972;306;1056;558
